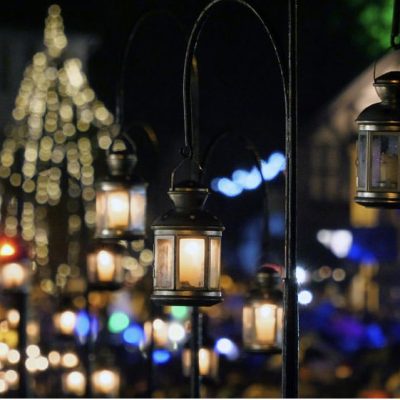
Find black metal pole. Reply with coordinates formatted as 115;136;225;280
16;291;28;397
190;307;201;398
83;290;93;398
282;0;299;397
146;306;155;398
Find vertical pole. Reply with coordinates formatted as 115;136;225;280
190;307;201;398
83;290;93;398
16;292;28;397
282;0;299;398
147;306;155;398
190;56;201;181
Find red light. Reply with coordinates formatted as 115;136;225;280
0;242;16;257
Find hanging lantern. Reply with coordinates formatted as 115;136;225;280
182;342;219;380
0;238;30;292
242;265;283;352
355;71;400;207
151;181;224;306
91;368;120;397
62;370;86;396
86;241;127;291
95;134;147;240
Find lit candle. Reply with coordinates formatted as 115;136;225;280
179;238;205;288
96;250;115;282
255;304;276;344
107;191;129;228
64;371;86;396
93;369;119;395
1;263;26;288
380;152;398;187
199;348;211;376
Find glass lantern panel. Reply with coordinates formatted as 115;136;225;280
242;305;254;347
199;348;212;376
209;237;221;289
106;190;130;229
95;191;107;232
154;237;174;289
371;134;399;190
178;238;205;288
130;187;146;231
357;133;367;189
254;303;277;344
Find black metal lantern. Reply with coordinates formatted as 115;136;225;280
95;134;147;240
86;241;127;291
151;181;224;306
355;71;400;207
242;265;283;352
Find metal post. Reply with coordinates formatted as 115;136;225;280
83;290;93;398
16;292;28;397
190;307;201;398
282;0;299;397
147;306;155;398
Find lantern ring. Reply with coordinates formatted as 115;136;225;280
170;157;203;189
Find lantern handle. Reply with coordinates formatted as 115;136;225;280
116;10;185;129
170;158;203;190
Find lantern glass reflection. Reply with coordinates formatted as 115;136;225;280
242;265;283;352
92;368;120;397
355;71;400;207
152;182;224;306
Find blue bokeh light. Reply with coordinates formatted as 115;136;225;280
75;311;91;337
153;349;171;364
123;324;144;346
217;178;243;197
215;337;239;360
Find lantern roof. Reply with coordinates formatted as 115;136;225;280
152;180;224;231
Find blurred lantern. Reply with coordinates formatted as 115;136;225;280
95;134;147;240
53;308;77;336
91;368;120;397
86;241;127;290
182;342;219;380
0;238;30;292
355;71;400;207
242;265;283;352
62;370;86;396
151;181;224;306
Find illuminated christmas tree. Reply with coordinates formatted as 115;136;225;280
0;4;115;294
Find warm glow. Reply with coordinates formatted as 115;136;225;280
0;263;26;288
153;319;168;346
26;345;40;358
4;370;18;387
199;348;211;376
48;351;61;367
179;238;205;288
58;311;77;335
0;243;16;257
61;352;79;369
64;371;86;396
96;250;115;282
255;304;276;343
130;190;145;230
6;309;20;328
0;343;9;361
7;350;20;364
107;192;129;229
92;369;119;395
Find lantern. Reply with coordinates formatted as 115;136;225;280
62;370;86;396
151;181;224;306
355;71;400;207
86;241;127;290
242;265;283;352
182;344;219;380
95;134;147;240
91;368;120;397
